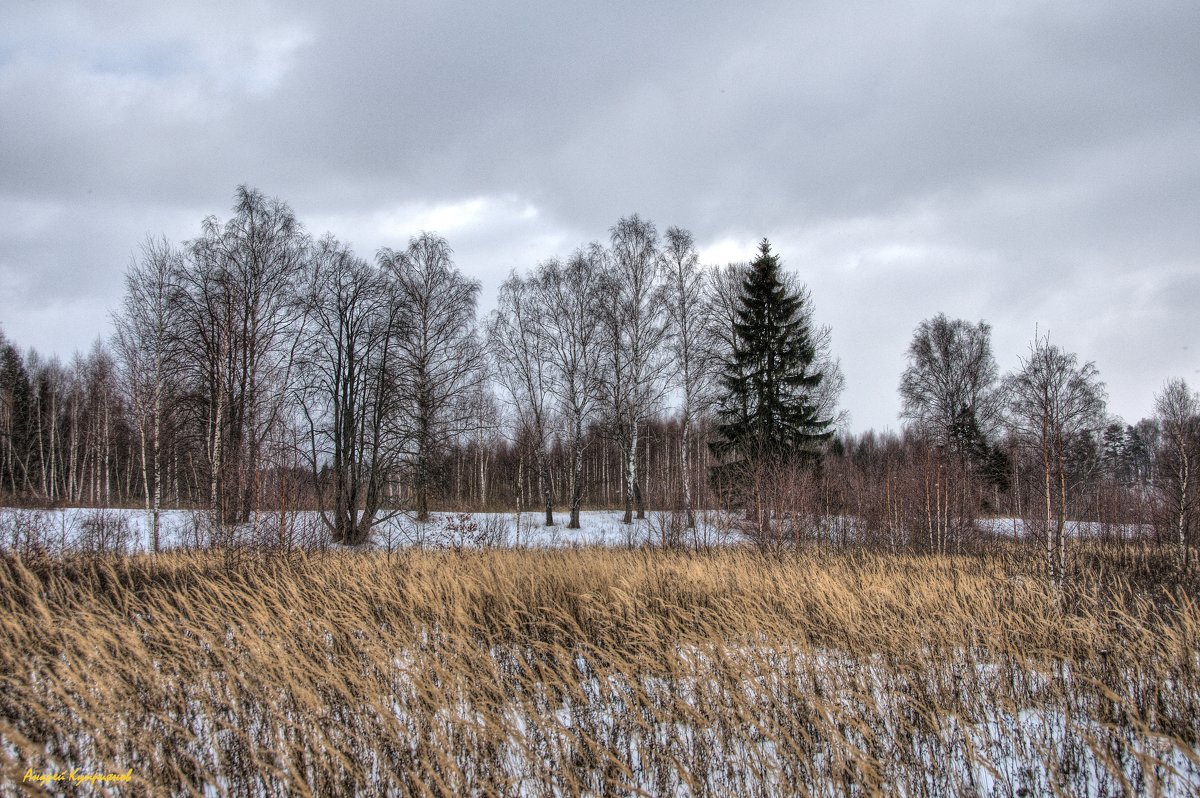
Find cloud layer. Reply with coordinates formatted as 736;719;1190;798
2;0;1197;430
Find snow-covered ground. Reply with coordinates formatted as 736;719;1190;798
0;506;743;553
977;516;1154;541
0;505;1160;553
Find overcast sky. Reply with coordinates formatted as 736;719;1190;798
1;0;1197;432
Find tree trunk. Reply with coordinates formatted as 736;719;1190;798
1176;437;1190;568
569;413;584;530
1043;424;1055;584
540;444;554;526
210;371;226;529
681;412;695;529
622;424;638;525
637;432;648;520
1057;450;1068;581
67;395;78;503
100;393;109;506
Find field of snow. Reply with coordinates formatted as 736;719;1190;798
0;506;743;553
977;516;1154;541
0;505;1160;554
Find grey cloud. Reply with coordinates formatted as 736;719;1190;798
1;0;1198;430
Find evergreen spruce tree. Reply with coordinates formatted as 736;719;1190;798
710;239;832;481
0;342;34;494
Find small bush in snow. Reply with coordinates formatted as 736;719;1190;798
76;508;132;554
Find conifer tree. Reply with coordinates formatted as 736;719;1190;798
710;239;832;480
0;341;35;495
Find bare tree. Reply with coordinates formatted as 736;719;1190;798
294;236;402;545
704;262;749;399
1154;378;1199;567
661;227;709;529
1004;333;1107;582
897;314;1002;553
539;246;605;529
84;342;121;507
379;233;484;523
488;269;556;526
900;314;1001;453
176;186;308;527
25;354;68;502
603;214;669;524
463;375;502;510
112;236;180;552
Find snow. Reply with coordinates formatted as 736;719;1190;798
0;506;1165;554
977;517;1155;541
0;506;742;553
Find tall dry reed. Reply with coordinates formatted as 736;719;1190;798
1;547;1197;796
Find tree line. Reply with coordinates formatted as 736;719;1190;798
0;186;1195;568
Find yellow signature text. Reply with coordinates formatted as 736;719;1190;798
23;767;134;786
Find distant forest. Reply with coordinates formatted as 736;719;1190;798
0;187;1195;566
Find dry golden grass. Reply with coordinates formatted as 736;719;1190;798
1;546;1198;796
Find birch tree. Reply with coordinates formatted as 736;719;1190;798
603;214;669;524
488;269;556;526
1154;379;1199;567
539;246;605;529
900;314;1001;453
295;237;401;545
112;236;180;552
177;186;308;527
661;227;709;529
27;355;67;502
1004;333;1106;583
379;233;484;523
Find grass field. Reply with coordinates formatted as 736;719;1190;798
2;546;1198;796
